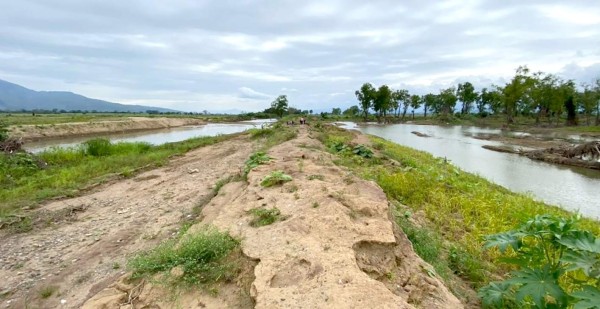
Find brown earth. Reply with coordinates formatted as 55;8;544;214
9;117;205;141
1;127;465;308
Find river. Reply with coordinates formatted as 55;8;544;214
24;120;274;153
337;122;600;219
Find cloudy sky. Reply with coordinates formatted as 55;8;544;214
1;0;599;113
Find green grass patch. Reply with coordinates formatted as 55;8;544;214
307;174;324;181
260;171;292;187
39;285;58;299
248;123;297;150
128;226;240;286
0;134;236;228
244;151;271;175
248;207;283;227
317;125;600;292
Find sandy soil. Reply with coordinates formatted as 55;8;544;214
9;117;205;141
0;135;256;308
2;127;465;308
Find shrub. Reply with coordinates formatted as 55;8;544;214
83;138;112;157
128;226;240;286
479;214;600;309
248;207;282;227
244;152;271;175
260;170;292;187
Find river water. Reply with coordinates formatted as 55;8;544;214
337;122;600;219
24;120;275;153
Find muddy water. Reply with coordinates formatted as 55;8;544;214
24;120;274;153
338;122;600;219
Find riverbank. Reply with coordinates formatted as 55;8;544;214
1;126;463;308
8;117;207;142
2;124;598;308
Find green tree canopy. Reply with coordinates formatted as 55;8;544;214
270;95;289;118
355;83;375;121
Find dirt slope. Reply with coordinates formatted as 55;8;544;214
0;135;256;308
9;117;205;141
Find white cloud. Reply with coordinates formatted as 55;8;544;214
238;87;272;99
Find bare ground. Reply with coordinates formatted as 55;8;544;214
2;127;466;308
0;135;256;308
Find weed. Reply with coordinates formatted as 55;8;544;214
128;226;240;286
244;152;271;175
312;202;320;208
307;174;324;181
286;184;299;193
352;144;374;158
39;286;58;299
248;207;283;227
260;171;292;187
112;262;121;270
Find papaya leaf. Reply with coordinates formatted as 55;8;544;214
478;281;514;308
507;267;567;308
483;231;523;253
572;286;600;309
557;231;600;254
561;250;600;278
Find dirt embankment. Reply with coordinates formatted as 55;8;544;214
9;117;206;141
1;127;464;308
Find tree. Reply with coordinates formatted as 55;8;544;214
355;83;375;121
502;66;533;124
438;87;457;119
331;107;342;115
391;89;409;118
343;105;360;117
409;95;422;119
422;94;437;118
579;84;597;125
271;95;289;118
456;82;477;114
373;85;392;122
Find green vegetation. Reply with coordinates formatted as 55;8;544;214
39;285;58;299
0;134;236;229
352;68;600;128
260;171;292;187
128;226;240;286
247;123;297;150
248;207;283;227
480;214;600;308
244;151;271;175
307;174;324;181
316;125;600;302
0;121;8;142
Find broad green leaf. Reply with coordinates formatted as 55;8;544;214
561;250;600;278
484;231;523;253
572;286;600;309
478;281;514;308
507;267;567;308
557;231;600;253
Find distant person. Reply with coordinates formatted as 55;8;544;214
300;117;305;125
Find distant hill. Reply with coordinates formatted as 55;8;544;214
0;79;178;113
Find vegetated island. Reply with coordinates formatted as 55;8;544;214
0;121;599;309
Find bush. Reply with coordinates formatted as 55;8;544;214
128;226;240;285
260;170;292;187
248;207;282;227
0;121;8;142
244;152;271;175
83;138;112;157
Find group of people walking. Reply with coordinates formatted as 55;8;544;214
286;117;307;125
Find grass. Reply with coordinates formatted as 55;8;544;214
247;123;297;150
128;226;240;286
0;134;237;229
316;124;600;292
260;171;292;187
39;285;58;299
248;207;283;227
307;174;324;181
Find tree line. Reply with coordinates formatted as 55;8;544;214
352;66;600;126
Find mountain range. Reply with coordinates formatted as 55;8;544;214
0;79;177;113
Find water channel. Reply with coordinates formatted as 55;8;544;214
24;120;274;153
337;122;600;219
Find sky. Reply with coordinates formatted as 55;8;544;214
1;0;599;113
